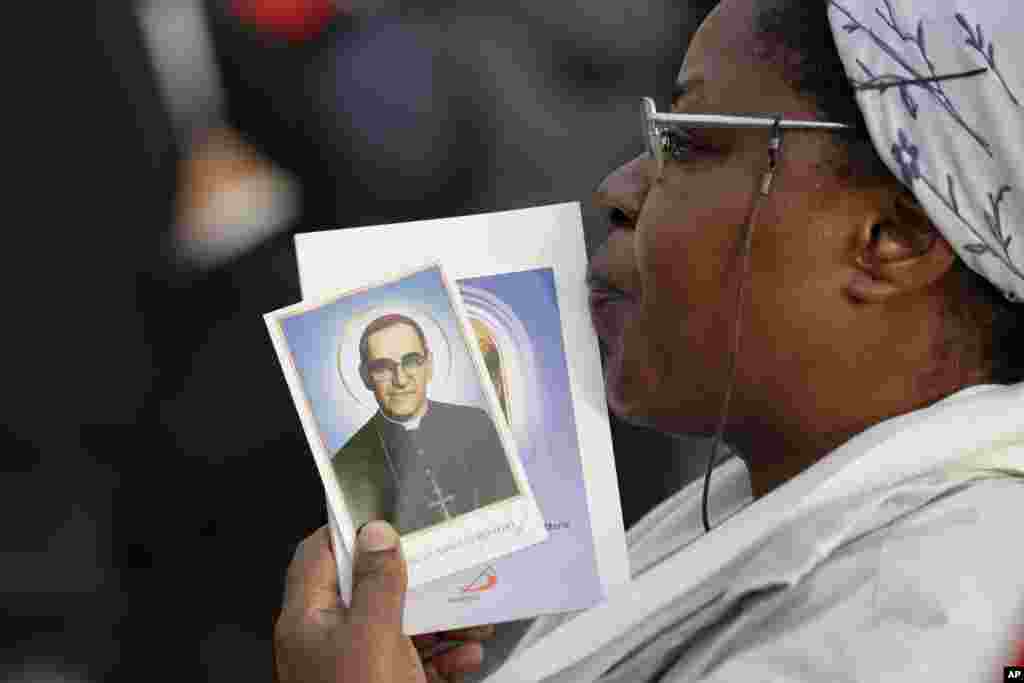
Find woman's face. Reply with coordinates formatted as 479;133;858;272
589;0;870;440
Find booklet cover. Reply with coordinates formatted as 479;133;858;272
265;263;548;589
295;202;628;634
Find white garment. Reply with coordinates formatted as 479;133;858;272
504;456;753;663
487;383;1023;682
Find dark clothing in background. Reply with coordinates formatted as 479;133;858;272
4;3;177;680
10;1;715;680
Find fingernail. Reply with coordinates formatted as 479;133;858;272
358;520;398;552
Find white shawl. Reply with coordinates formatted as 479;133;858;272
487;383;1023;681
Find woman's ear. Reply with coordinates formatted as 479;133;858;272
846;191;957;304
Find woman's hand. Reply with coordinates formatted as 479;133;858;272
274;522;490;682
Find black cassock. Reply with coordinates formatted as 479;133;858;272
332;400;520;535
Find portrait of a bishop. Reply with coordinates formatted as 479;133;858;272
331;313;520;535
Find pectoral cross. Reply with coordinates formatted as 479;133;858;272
425;467;455;520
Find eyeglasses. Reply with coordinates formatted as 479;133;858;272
641;96;851;173
366;352;427;383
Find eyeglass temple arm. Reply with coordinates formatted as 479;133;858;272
642;97;850;130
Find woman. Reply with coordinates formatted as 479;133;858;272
274;0;1023;680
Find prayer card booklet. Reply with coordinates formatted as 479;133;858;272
266;263;549;590
288;202;629;634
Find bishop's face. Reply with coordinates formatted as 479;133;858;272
364;322;433;420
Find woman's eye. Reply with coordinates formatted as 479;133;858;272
660;128;700;162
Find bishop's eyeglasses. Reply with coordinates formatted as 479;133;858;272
366;352;427;383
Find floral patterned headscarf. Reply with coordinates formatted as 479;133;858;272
828;0;1023;303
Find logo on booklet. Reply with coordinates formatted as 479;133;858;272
460;565;498;593
1007;666;1023;680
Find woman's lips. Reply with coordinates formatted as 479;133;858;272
587;264;639;341
588;285;639;417
588;288;636;350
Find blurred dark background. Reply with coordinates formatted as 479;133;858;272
4;1;717;680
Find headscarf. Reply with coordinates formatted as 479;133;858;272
827;0;1023;303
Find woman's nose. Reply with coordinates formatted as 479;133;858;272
593;154;651;232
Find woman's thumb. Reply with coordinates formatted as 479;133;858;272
349;521;407;631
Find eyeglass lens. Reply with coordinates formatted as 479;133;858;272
368;352;426;381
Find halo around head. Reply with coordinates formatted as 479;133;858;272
337;305;453;409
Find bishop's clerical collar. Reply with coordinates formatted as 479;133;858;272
378;401;430;431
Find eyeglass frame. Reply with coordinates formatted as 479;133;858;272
641;96;851;174
365;351;429;383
